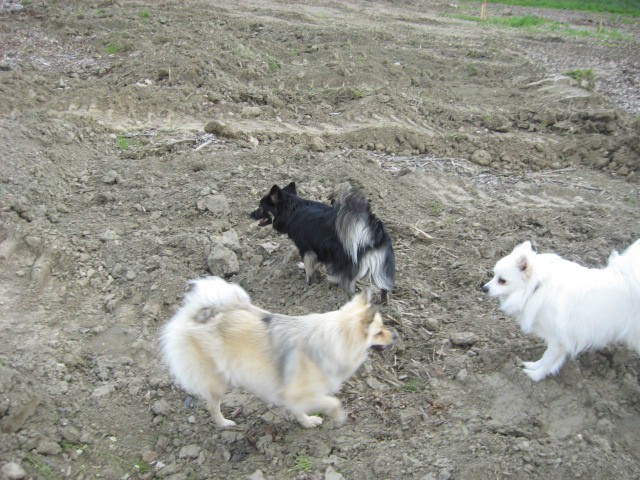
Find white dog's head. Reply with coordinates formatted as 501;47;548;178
483;241;537;313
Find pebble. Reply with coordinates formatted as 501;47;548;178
37;439;62;455
325;466;344;480
102;170;121;184
91;384;115;398
221;229;242;253
455;368;469;382
178;444;200;459
450;332;479;347
1;462;26;480
198;194;229;215
248;470;265;480
470;149;491;166
151;399;170;416
207;243;239;277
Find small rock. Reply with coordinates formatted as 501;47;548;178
91;385;115;398
151;399;170;416
365;376;386;390
221;229;241;253
423;317;440;332
241;106;262;117
308;136;326;152
204;120;239;139
99;230;120;242
248;470;266;480
325;466;344;480
142;451;158;463
179;444;200;459
207;92;223;103
202;195;229;215
455;368;469;382
102;170;121;184
450;332;479;347
470;149;491;166
439;468;452;480
59;426;81;443
37;439;62;455
259;241;279;254
156;463;181;477
1;462;26;480
207;243;239;277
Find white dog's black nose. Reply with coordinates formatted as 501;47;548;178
481;284;489;293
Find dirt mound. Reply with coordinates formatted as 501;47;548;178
1;1;639;479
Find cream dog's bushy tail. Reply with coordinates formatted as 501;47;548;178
180;276;252;319
160;277;252;402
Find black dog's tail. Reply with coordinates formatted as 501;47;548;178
335;190;396;293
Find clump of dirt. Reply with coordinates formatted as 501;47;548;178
1;1;639;479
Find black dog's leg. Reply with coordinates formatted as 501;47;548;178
302;251;318;285
380;289;388;305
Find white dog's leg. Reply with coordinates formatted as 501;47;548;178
523;342;567;382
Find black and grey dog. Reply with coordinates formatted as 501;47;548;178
250;182;396;304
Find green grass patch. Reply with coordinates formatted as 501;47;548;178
104;42;122;54
140;9;151;18
295;454;313;472
565;68;595;83
24;452;60;480
134;459;152;475
116;136;130;151
268;60;281;72
403;378;421;392
476;0;640;17
454;12;631;39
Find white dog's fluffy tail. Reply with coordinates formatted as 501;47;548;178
160;277;252;399
609;239;640;283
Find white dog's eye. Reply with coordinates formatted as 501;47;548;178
498;277;506;285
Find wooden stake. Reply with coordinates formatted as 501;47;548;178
481;0;487;21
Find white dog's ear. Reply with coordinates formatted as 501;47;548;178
517;254;529;273
516;240;533;252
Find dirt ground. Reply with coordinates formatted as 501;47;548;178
1;0;640;479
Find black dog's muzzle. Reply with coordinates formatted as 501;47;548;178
249;208;272;226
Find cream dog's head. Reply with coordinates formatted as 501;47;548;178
340;291;397;352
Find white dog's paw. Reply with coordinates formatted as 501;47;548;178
522;361;540;371
523;367;548;382
300;415;324;428
218;418;237;428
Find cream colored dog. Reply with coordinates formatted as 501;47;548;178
161;277;396;428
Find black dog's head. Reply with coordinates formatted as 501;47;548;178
249;182;297;227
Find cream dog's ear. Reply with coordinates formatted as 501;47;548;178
360;306;378;326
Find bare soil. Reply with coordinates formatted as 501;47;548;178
1;1;639;479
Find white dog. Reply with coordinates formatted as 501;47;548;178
483;240;640;381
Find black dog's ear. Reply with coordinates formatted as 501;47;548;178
282;182;297;195
269;185;282;203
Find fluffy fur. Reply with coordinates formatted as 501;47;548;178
161;276;396;428
250;182;396;304
483;240;640;381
